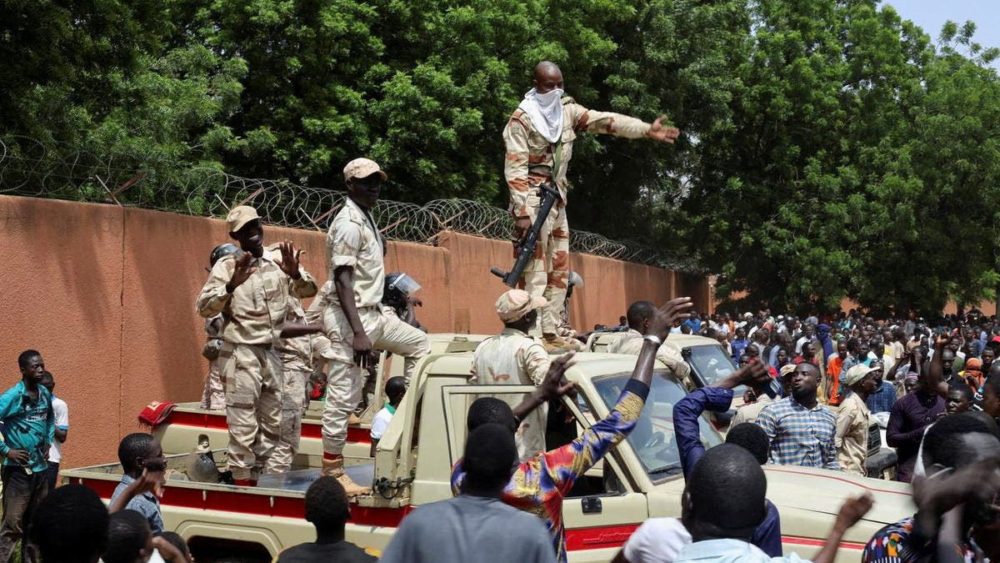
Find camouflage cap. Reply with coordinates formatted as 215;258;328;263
496;289;547;323
226;205;260;233
344;158;388;182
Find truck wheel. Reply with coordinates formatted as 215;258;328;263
186;537;272;563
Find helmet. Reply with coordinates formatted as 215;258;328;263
209;243;239;267
568;271;583;288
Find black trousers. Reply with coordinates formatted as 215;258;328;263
0;465;49;563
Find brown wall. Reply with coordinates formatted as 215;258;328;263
0;195;704;466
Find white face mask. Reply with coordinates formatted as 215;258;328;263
534;88;564;109
518;88;565;143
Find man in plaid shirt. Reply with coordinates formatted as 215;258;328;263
757;362;842;470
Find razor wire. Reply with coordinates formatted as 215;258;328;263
0;135;700;270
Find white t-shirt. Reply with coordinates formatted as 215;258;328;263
49;397;69;464
370;406;395;441
622;517;692;563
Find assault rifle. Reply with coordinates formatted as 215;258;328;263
491;183;560;287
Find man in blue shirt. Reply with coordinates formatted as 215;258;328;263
672;360;784;556
0;350;56;563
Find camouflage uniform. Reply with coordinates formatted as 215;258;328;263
322;187;430;491
607;329;691;383
199;315;226;410
271;297;334;473
196;231;317;482
503;98;653;335
471;328;551;460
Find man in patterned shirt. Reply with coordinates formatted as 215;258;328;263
756;362;841;470
504;61;680;351
453;296;693;562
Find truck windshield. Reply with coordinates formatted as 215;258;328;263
686;345;737;386
592;371;723;483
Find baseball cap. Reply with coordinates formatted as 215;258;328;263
343;158;388;182
495;290;547;323
226;205;260;233
844;364;878;387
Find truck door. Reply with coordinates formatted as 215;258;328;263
557;394;649;563
440;385;649;563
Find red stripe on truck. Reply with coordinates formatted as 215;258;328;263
565;524;639;550
72;475;409;524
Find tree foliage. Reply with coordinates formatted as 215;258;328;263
1;0;997;315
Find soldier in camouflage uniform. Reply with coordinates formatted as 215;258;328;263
321;158;430;496
200;243;239;411
607;300;692;384
271;297;334;473
504;61;680;351
196;206;318;486
471;289;552;460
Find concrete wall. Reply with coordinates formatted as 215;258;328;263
0;195;704;466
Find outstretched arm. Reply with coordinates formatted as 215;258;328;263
570;103;679;143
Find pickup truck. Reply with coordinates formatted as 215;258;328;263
64;349;915;562
154;333;491;460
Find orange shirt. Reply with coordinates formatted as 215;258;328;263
827;356;844;406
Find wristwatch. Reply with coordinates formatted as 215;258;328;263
644;335;662;346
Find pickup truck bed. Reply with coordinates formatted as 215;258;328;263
155;402;373;460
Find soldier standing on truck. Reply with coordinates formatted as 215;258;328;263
504;61;681;351
196;206;318;486
321;158;430;495
272;297;333;474
471;289;552;460
200;243;239;411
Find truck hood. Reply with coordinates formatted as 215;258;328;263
760;465;915;524
651;464;914;526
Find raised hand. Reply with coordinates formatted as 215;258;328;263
277;241;302;279
649;297;694;341
135;466;167;499
934;333;951;349
646;116;681;144
538;352;577;401
833;493;874;533
226;252;256;292
740;359;771;387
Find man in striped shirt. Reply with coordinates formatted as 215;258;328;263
756;362;841;470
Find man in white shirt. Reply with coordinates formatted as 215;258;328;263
369;377;406;456
40;372;68;490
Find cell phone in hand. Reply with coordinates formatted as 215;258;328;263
144;460;167;472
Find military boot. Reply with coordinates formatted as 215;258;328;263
322;454;369;497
